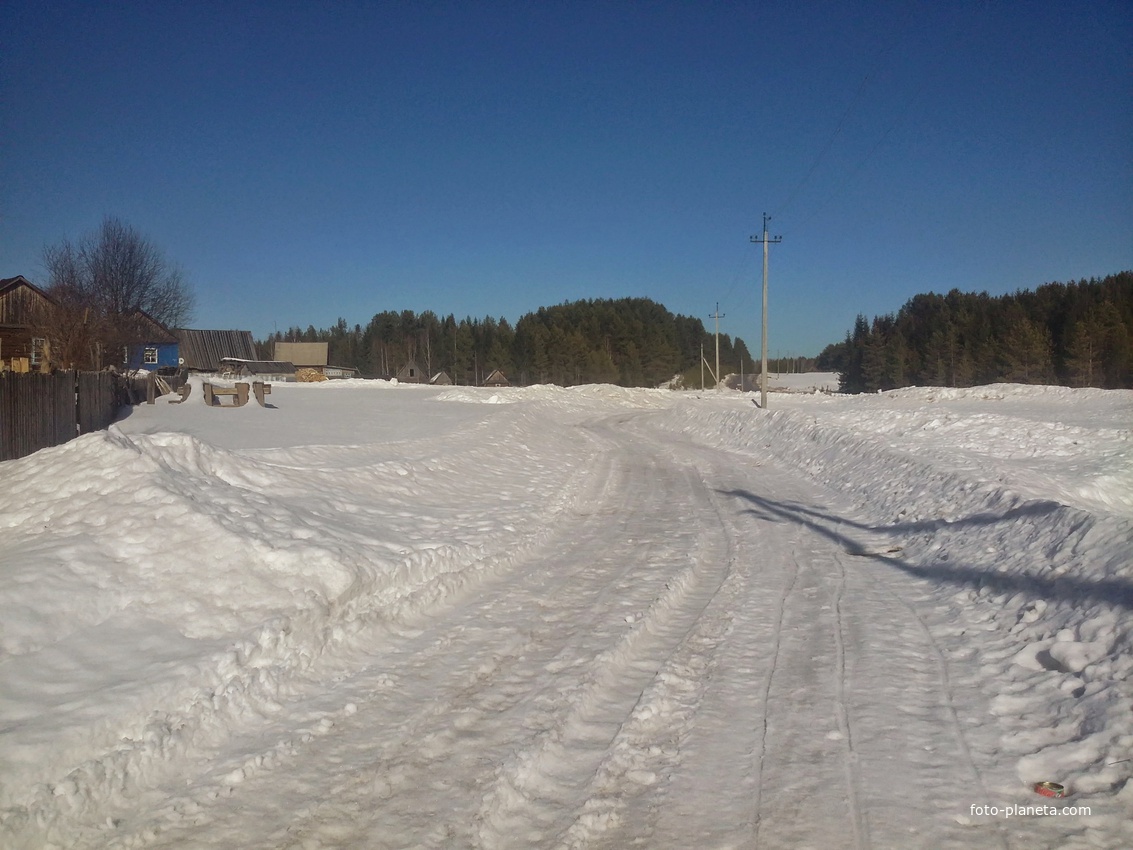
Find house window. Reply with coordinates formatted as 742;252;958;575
144;347;159;364
30;337;45;366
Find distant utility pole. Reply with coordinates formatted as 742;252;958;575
750;213;782;410
710;303;725;391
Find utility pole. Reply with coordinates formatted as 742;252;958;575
750;213;782;410
710;303;725;391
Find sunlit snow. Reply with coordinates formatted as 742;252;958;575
1;375;1130;848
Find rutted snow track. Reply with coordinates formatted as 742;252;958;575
39;405;1021;850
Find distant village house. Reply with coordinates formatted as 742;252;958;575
482;369;510;388
275;341;358;379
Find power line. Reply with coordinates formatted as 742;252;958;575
781;73;927;238
771;28;907;221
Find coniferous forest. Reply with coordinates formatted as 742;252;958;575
257;273;1131;391
256;297;757;388
818;272;1133;393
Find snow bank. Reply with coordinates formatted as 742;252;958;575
0;386;603;843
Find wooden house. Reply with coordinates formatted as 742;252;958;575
0;275;56;372
482;369;510;388
429;371;453;386
123;310;179;371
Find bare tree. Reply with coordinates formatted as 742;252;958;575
41;217;194;369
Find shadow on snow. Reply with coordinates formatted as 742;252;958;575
721;489;1133;612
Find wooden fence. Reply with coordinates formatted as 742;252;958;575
0;371;125;462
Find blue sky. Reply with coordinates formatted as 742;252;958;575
2;1;1130;357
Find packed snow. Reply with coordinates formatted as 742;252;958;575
1;374;1130;849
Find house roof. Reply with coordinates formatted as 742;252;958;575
0;275;56;326
175;329;257;370
125;309;178;345
482;369;510;386
0;275;51;297
274;341;328;367
395;358;426;379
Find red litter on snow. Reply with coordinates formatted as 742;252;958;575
1033;781;1067;798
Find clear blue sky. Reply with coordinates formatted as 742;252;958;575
3;1;1130;357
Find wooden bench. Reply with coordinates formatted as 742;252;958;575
203;382;249;407
167;383;192;404
253;381;272;406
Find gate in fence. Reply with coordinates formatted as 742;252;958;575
0;370;122;462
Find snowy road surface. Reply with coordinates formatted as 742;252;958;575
1;379;1130;848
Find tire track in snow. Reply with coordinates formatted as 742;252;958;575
844;549;1012;850
473;451;735;849
832;550;868;850
750;537;803;847
553;469;743;849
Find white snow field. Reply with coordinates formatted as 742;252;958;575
1;375;1130;849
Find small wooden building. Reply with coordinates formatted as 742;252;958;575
395;358;426;383
482;369;510;388
429;371;453;386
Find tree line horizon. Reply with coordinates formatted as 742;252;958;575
255;272;1131;391
34;217;1130;391
255;298;767;388
819;271;1132;392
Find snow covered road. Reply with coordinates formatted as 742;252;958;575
2;380;1130;848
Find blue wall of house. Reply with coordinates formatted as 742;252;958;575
127;343;180;370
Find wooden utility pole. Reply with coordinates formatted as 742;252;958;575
750;214;782;409
710;303;725;391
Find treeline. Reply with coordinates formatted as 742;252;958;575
818;272;1133;393
255;297;755;387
